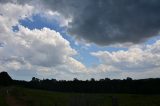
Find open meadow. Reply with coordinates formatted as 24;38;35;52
0;86;160;106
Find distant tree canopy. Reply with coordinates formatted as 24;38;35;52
1;72;160;94
0;71;12;86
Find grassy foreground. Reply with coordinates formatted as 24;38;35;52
0;86;160;106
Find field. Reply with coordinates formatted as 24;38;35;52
0;86;160;106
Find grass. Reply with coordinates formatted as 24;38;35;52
11;87;112;106
113;94;160;106
0;87;8;106
0;96;8;106
1;86;160;106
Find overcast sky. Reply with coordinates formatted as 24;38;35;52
0;0;160;80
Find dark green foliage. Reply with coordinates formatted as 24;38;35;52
12;77;160;94
1;72;160;94
0;72;12;86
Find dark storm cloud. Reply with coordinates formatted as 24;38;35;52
2;0;160;45
0;0;21;3
0;0;9;3
0;43;3;47
41;0;160;45
0;42;5;47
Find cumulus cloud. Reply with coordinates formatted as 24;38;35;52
0;2;34;25
91;40;160;78
0;2;87;80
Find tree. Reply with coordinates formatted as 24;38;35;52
0;71;12;86
73;78;79;82
90;78;95;82
31;77;40;82
126;77;132;81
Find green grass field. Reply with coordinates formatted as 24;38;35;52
0;95;8;106
0;87;9;106
0;86;160;106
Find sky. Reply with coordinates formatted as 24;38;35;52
0;0;160;80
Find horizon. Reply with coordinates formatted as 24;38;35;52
0;0;160;81
2;71;160;81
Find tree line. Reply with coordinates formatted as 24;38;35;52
1;71;160;94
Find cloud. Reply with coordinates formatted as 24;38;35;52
1;1;160;80
91;40;160;78
15;26;76;67
41;10;72;27
3;0;160;45
0;2;34;33
32;0;160;45
0;2;87;80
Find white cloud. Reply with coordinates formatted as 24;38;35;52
42;10;72;27
91;40;160;79
15;26;76;66
0;2;87;80
0;3;34;30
